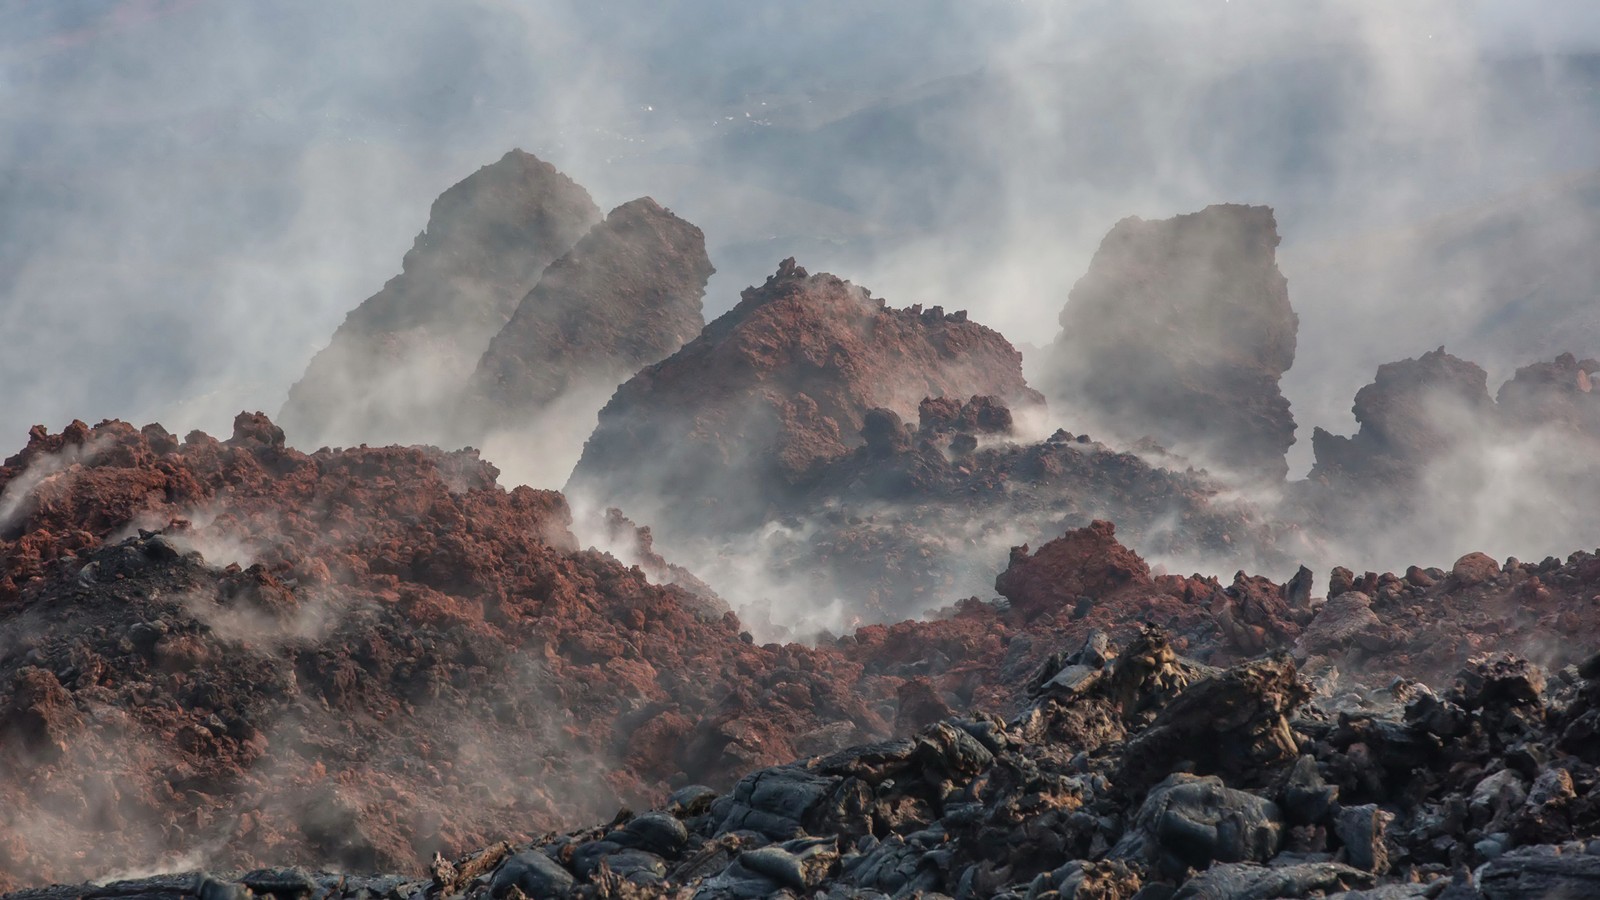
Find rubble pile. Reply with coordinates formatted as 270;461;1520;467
9;415;1600;891
0;416;894;887
20;628;1600;899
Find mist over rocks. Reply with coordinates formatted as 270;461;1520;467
279;150;602;449
0;412;1285;887
561;257;1300;626
32;625;1600;899
1045;204;1300;484
567;257;1045;535
746;401;1295;624
0;414;887;887
1296;346;1600;567
466;197;713;432
1496;351;1600;436
1307;346;1494;496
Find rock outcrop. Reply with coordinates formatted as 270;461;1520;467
279;150;601;448
1307;346;1493;495
995;520;1153;622
467;198;713;427
1046;204;1299;482
568;259;1045;534
9;414;1600;889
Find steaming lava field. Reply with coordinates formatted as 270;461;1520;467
9;153;1600;899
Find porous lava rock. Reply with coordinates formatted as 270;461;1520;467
279;150;600;448
0;413;1303;889
568;258;1045;534
1046;205;1299;482
467;198;713;427
10;414;1600;891
33;634;1600;899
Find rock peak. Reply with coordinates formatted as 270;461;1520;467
1045;204;1298;482
278;150;601;448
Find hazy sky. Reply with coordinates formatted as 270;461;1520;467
2;0;1599;455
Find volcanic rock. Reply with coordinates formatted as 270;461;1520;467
1496;352;1600;436
1045;204;1299;483
12;412;1600;893
568;258;1044;534
467;198;712;430
0;414;894;888
995;520;1152;622
1307;347;1493;496
1112;773;1284;875
1450;552;1502;588
279;150;600;448
678;397;1295;625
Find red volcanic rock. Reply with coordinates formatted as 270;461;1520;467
279;150;601;448
10;412;1600;889
1045;205;1299;482
1212;572;1303;656
918;395;1015;437
599;507;716;599
995;521;1153;622
1;668;82;762
1451;551;1502;587
1308;347;1492;490
894;677;954;732
468;198;713;424
569;258;1045;532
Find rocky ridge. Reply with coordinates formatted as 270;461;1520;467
468;198;713;431
14;628;1600;899
720;396;1296;625
568;258;1045;535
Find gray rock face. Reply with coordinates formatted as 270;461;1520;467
1307;347;1493;495
280;150;600;448
1172;862;1373;900
1477;847;1600;899
1045;204;1299;482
